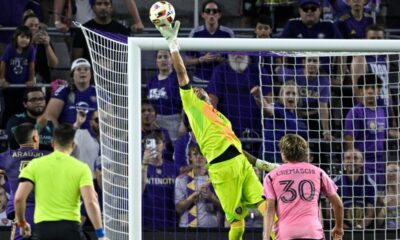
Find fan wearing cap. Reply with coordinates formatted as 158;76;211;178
281;0;342;39
279;0;342;76
41;58;97;130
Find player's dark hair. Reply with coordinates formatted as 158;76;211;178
53;124;76;147
357;74;383;89
255;14;272;27
90;0;113;6
14;123;36;145
366;24;384;34
202;0;221;13
23;87;44;103
279;134;308;162
143;130;165;142
141;100;157;113
12;25;32;51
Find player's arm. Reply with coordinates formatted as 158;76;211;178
171;50;190;87
263;198;275;240
155;21;189;87
328;193;344;239
14;181;34;238
81;185;105;240
243;150;279;172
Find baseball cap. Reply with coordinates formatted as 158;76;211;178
298;0;320;7
71;58;91;71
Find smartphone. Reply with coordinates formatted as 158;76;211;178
146;138;156;150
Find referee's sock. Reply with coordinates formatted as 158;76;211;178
229;219;245;240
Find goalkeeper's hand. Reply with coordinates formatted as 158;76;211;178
155;21;181;53
255;159;280;172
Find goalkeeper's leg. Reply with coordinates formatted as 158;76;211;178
229;219;245;240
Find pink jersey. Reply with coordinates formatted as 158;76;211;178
263;162;338;240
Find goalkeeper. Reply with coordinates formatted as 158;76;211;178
155;21;278;240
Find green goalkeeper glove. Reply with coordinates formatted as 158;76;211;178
255;159;280;172
155;21;181;53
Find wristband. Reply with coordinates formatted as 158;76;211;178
17;220;27;228
95;228;105;238
255;159;279;172
167;39;180;53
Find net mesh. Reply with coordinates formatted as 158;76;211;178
81;26;129;239
81;25;400;239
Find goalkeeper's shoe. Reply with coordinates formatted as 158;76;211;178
255;159;280;172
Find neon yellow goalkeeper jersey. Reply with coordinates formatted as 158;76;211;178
180;85;242;163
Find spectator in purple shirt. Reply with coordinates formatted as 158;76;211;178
277;56;333;140
0;122;50;239
335;0;374;39
146;50;182;141
23;10;59;84
344;74;400;193
251;82;308;163
142;131;178;231
280;0;342;73
0;26;36;128
207;53;272;156
0;1;43;50
184;0;234;83
141;101;173;160
322;0;376;20
351;25;397;129
333;149;376;229
41;58;97;130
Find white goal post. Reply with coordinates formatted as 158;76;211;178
128;37;400;239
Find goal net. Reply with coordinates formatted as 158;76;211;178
81;24;400;240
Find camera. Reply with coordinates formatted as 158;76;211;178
146;138;156;150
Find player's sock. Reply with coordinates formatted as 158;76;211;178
257;200;266;217
228;219;245;240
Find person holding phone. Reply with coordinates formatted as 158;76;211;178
40;58;97;130
141;131;178;231
23;10;59;84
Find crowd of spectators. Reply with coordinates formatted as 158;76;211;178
0;0;399;237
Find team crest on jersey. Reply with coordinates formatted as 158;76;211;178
19;161;30;171
318;33;325;39
297;33;303;38
235;206;243;215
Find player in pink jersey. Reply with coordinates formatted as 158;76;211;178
263;134;344;240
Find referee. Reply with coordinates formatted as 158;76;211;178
14;123;104;240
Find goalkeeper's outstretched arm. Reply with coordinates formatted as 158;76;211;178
156;21;189;87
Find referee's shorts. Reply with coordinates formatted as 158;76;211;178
34;220;86;240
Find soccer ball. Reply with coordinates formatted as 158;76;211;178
149;1;175;26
